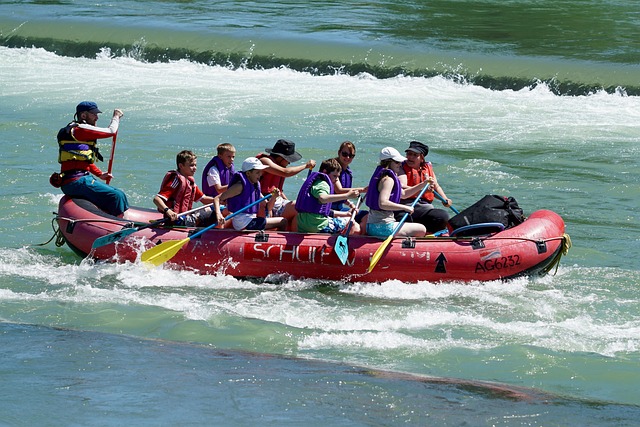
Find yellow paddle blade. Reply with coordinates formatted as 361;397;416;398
367;234;394;273
141;238;190;267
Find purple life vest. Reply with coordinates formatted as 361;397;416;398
365;166;401;211
201;156;236;197
227;172;261;214
331;166;353;210
295;171;334;216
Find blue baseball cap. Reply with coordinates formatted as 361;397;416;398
76;101;102;114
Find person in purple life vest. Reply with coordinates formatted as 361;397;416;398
295;158;360;234
332;140;368;227
218;157;287;231
201;143;236;198
365;147;432;238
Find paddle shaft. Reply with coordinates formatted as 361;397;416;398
432;189;460;214
367;183;431;273
183;194;271;240
392;183;431;236
105;133;117;185
141;202;218;229
343;194;364;236
335;194;365;265
91;202;220;249
141;193;272;266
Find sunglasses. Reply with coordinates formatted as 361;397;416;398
341;151;355;159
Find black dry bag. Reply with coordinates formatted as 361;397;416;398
448;195;525;237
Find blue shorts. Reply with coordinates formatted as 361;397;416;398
366;222;396;238
319;217;348;234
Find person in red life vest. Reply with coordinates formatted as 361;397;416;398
218;157;287;231
201;142;236;198
256;139;316;226
153;150;223;227
55;101;129;216
395;141;452;233
295;158;360;234
366;147;432;238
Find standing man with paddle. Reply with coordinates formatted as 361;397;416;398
153;150;223;227
52;101;129;216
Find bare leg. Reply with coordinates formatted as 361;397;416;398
282;201;298;231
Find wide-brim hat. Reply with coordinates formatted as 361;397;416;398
266;139;302;163
405;140;429;157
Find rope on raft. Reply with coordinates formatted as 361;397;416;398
32;215;135;248
541;233;572;276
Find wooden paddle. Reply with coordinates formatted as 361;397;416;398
141;194;272;267
367;183;431;274
105;133;117;185
334;194;364;265
91;202;217;249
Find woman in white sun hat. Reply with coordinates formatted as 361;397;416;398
364;147;432;238
219;157;287;231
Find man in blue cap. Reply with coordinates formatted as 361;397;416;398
53;101;129;216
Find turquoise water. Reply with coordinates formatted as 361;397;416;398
1;1;639;425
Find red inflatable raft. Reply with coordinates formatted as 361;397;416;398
55;196;570;283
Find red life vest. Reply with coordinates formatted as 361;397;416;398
161;170;197;214
256;153;285;195
402;161;434;202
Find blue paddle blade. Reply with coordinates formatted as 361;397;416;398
91;227;138;249
334;234;349;264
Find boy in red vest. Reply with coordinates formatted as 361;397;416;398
153;150;223;227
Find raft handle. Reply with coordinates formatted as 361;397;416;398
471;238;485;250
66;220;76;234
255;230;269;242
536;240;547;254
401;237;416;248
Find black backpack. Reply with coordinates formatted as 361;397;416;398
448;195;525;237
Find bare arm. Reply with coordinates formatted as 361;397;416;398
397;171;432;200
260;157;316;178
430;171;452;207
378;177;413;213
317;188;359;204
218;181;243;204
153;194;179;221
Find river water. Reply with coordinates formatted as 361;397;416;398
1;1;639;425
